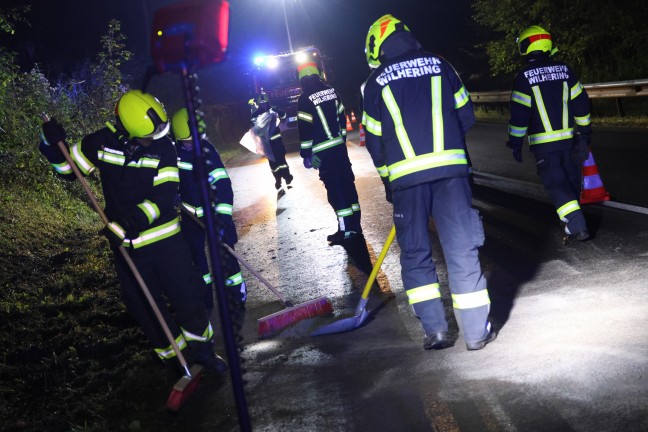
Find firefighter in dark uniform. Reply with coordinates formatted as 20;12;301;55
38;90;228;375
249;92;294;190
363;15;495;351
297;62;362;244
507;25;592;244
171;108;247;309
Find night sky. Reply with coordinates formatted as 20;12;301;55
4;0;489;108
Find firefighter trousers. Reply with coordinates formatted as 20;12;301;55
181;216;245;307
318;152;361;234
393;176;491;343
112;232;212;357
534;148;587;234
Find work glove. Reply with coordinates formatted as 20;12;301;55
572;133;591;164
303;156;312;169
40;118;67;147
311;154;321;169
381;176;393;203
99;223;127;250
506;141;523;163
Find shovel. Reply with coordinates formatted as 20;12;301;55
311;224;396;336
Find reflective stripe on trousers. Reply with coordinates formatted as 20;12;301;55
395;177;490;342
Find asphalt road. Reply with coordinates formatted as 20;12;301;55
171;123;648;432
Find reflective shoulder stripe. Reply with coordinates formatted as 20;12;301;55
70;142;95;175
511;90;532;107
388;150;467;182
571;81;584;99
315;105;333;139
451;289;490;309
137;199;160;224
298;111;313;122
382;85;415;158
556;199;580;221
431;76;444;153
454;85;470;109
153;166;179;186
562;82;569;129
406;283;441;304
532;86;552;132
364;113;382;136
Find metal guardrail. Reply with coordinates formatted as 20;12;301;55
470;79;648;103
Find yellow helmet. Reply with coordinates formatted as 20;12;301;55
517;25;553;56
365;14;410;69
115;90;169;139
171;108;206;141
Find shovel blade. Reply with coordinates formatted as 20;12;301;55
311;309;368;336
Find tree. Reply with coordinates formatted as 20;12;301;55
472;0;648;83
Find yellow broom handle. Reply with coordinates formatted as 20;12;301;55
360;224;396;300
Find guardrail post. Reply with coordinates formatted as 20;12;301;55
616;98;625;117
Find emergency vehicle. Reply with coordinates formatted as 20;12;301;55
251;46;327;141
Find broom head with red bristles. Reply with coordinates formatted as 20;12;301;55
165;364;204;411
258;296;333;338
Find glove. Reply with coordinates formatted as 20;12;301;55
40;118;67;146
506;141;523;163
572;133;591;164
381;177;393;203
311;154;321;169
303;156;313;169
100;224;126;249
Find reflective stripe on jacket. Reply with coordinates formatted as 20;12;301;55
508;56;592;154
362;50;475;191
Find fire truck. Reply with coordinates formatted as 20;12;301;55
250;46;327;144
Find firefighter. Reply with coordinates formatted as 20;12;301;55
297;62;362;245
38;90;228;375
363;14;495;350
249;92;294;190
171;108;247;309
507;25;591;244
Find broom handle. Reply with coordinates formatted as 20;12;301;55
360;224;396;300
181;206;290;304
45;117;191;375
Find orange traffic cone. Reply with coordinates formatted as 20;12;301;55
580;149;610;204
351;111;357;123
359;124;366;146
346;115;353;131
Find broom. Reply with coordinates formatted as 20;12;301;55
181;207;333;337
43;115;202;412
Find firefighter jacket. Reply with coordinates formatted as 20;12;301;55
176;138;235;239
508;54;592;155
363;50;475;191
39;126;181;249
297;75;348;163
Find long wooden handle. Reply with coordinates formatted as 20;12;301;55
181;206;291;304
43;116;191;374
